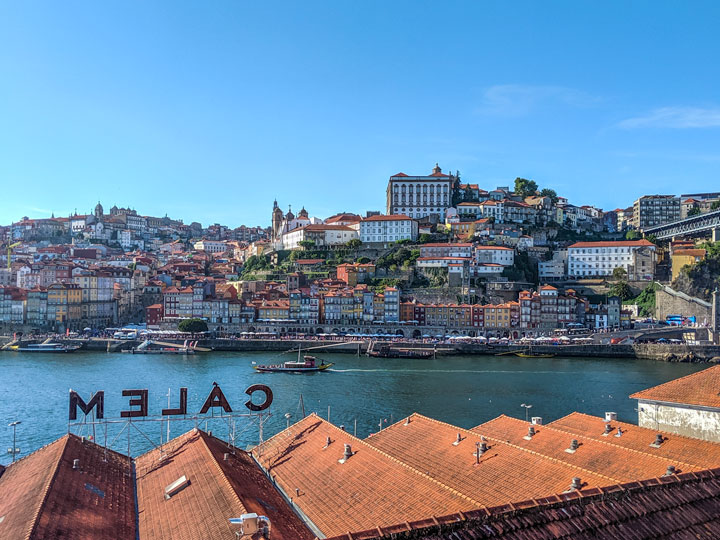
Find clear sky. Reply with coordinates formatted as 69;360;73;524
2;1;719;228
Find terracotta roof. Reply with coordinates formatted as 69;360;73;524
475;245;512;250
136;429;312;540
421;243;473;248
365;414;612;508
673;249;706;257
548;412;720;470
630;365;720;408
324;466;720;540
252;414;479;537
472;415;704;482
569;239;655;248
0;434;135;540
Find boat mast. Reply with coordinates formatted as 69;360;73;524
300;394;306;418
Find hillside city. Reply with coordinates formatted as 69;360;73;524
2;164;719;338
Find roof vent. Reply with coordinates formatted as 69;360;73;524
324;436;332;449
340;424;345;431
223;453;230;461
453;432;463;446
565;439;580;454
80;436;86;443
524;426;536;440
570;477;582;490
403;417;410;426
603;423;613;436
650;434;664;448
531;417;542;425
338;444;353;464
605;412;617;422
615;427;623;438
474;441;488;463
73;459;80;470
663;465;676;476
164;475;190;500
207;430;212;437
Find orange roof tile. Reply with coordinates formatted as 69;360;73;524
365;413;613;507
630;365;720;408
0;434;135;540
548;411;720;469
136;429;313;540
569;239;655;248
252;414;479;537
472;415;701;482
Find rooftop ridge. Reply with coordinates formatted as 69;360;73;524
24;435;71;540
198;431;247;515
484;415;702;473
407;413;621;485
630;364;720;401
257;414;485;508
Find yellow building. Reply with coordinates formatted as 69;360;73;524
671;249;706;281
47;283;82;327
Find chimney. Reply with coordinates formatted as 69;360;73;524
605;412;617;422
650;434;664;448
479;441;488;454
453;432;463;446
324;436;331;449
403;417;410;426
603;423;613;436
615;427;623;438
223;453;229;461
566;439;579;454
340;425;345;431
664;465;676;476
531;417;542;425
338;443;353;464
570;477;582;490
524;426;536;440
73;459;80;470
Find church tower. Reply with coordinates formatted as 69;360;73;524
272;199;283;240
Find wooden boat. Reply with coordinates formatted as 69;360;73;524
254;348;333;373
121;339;196;355
12;342;81;353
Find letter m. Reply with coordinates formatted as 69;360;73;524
69;391;104;420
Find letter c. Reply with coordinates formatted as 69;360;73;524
245;384;273;411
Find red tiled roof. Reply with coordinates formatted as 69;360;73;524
0;434;135;540
472;415;705;482
324;467;720;540
252;414;480;537
673;249;706;257
365;413;613;508
569;239;655;248
136;429;312;540
362;214;412;222
548;412;720;470
630;365;720;408
421;243;473;248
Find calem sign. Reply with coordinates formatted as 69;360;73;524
68;384;273;421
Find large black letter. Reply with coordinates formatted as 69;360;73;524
120;389;149;418
199;385;232;414
245;384;273;411
162;388;188;416
69;391;104;420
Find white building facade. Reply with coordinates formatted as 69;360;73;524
359;215;418;244
567;240;656;278
386;164;455;221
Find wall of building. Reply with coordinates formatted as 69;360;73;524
637;399;720;443
655;285;712;323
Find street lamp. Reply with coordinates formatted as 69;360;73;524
520;404;532;423
8;421;21;462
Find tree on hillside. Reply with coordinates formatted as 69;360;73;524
687;207;702;217
346;238;362;250
540;188;559;204
612;266;627;281
298;240;316;250
625;230;641;240
178;318;208;333
514;178;538;198
609;280;632;301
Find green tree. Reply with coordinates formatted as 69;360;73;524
612;266;627;281
645;234;658;244
514;177;538;198
540;188;558;204
346;238;362;250
711;200;720;210
609;280;632;301
298;240;316;250
625;230;641;240
418;233;432;244
178;318;208;333
687;207;702;217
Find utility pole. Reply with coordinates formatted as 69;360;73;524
8;421;21;462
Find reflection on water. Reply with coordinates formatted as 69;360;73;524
0;350;706;465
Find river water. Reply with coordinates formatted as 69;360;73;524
0;350;705;465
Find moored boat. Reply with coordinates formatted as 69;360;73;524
367;345;434;359
12;342;81;353
254;349;333;373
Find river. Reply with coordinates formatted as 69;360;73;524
0;350;706;465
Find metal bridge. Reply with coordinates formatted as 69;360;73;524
643;209;720;240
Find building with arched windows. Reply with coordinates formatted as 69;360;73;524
386;164;456;222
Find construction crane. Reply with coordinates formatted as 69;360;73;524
6;242;20;270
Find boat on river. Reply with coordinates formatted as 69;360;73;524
122;339;196;355
366;343;435;359
254;348;333;373
514;352;556;358
12;342;81;353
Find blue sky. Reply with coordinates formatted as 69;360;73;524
2;1;719;228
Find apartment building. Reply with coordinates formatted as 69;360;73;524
632;195;680;230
